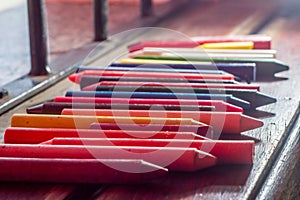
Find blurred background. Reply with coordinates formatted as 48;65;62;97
0;0;176;87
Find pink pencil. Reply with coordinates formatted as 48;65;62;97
68;70;234;84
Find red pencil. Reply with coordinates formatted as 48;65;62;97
53;96;243;112
4;127;208;144
0;144;216;171
83;81;260;91
61;109;263;134
68;70;234;84
42;138;254;164
0;157;167;183
128;35;271;52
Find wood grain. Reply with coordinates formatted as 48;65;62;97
1;0;299;199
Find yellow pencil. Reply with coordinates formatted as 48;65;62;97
11;114;204;129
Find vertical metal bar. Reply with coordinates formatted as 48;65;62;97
141;0;153;17
27;0;50;76
94;0;108;41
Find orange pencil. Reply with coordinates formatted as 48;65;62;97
4;127;207;144
61;109;263;134
11;114;204;129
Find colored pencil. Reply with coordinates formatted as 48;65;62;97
89;123;212;137
42;138;254;164
139;47;277;56
0;157;167;183
61;109;263;134
128;34;271;52
80;76;242;89
116;59;256;81
11;114;205;129
80;66;232;76
131;55;289;79
94;85;275;108
68;70;234;84
83;81;260;91
4;127;208;144
76;65;230;75
53;97;243;112
79;63;256;82
200;41;255;49
65;91;250;110
26;102;214;115
0;144;216;172
132;48;275;59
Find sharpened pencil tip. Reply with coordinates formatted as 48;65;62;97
274;59;289;72
82;83;98;91
240;114;264;132
68;74;77;83
195;150;217;170
26;104;43;114
254;92;277;107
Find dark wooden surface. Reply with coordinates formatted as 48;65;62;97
0;0;299;199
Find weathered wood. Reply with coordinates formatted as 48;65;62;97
0;183;74;200
255;3;300;199
0;0;299;199
93;0;300;199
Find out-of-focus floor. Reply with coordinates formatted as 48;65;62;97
0;0;30;86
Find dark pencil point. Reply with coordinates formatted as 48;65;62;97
26;104;43;114
253;92;277;108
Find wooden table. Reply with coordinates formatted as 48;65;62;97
0;0;299;199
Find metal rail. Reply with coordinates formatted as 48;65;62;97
26;0;153;75
141;0;153;17
27;0;50;76
94;0;108;41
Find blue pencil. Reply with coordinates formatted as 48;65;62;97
65;91;250;109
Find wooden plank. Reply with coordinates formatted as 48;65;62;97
93;0;298;199
0;183;74;200
257;104;300;200
254;4;300;198
0;0;293;199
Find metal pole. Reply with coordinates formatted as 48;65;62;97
94;0;108;41
140;0;153;17
27;0;50;76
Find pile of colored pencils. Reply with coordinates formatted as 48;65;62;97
2;34;288;184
